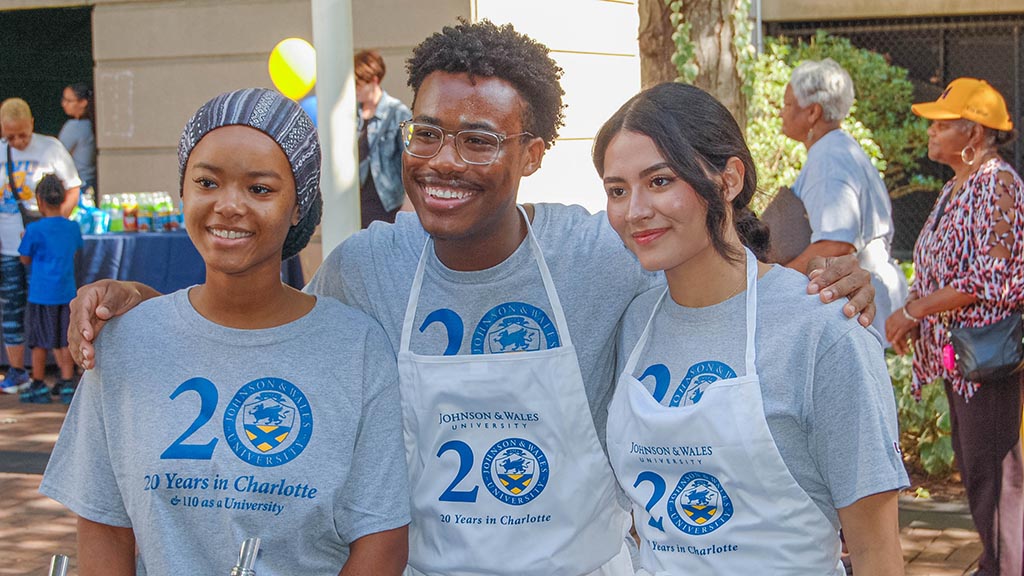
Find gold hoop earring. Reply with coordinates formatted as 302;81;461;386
961;145;976;166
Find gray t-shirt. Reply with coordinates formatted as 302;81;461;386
618;265;908;527
306;203;659;442
40;290;409;576
58;118;96;185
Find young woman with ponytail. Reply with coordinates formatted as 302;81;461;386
593;82;907;575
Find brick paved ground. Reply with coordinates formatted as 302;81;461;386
0;388;984;575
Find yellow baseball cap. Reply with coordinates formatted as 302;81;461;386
912;78;1013;131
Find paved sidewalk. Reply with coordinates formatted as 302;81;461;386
0;391;983;575
899;498;981;575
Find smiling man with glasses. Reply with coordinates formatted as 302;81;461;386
70;19;879;576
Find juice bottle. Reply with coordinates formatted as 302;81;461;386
122;193;139;232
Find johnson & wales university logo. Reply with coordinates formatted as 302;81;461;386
667;471;734;534
481;437;550;505
223;378;313;467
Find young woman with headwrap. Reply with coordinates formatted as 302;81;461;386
39;89;409;576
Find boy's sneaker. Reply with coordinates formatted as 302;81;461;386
0;367;30;394
19;380;51;404
57;379;77;405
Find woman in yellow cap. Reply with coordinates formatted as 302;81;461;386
886;78;1024;576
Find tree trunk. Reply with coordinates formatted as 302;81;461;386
638;0;676;89
637;0;748;128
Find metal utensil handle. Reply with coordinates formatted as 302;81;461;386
48;554;69;576
229;536;261;576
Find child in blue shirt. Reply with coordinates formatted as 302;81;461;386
18;173;83;403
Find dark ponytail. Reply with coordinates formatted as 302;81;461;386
733;204;770;261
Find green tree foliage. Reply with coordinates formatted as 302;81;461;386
666;0;698;83
747;32;937;212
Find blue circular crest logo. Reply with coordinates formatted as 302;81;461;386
481;437;550;505
471;302;560;354
223;377;313;467
667;471;734;535
669;361;736;407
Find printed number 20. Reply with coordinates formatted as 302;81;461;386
437;440;479;502
160;377;219;460
633;471;666;532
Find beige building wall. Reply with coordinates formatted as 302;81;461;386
763;0;1024;21
474;0;641;213
92;0;314;199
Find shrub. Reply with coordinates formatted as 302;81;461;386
887;261;956;478
888;351;955;477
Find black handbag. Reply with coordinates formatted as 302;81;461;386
5;142;41;229
948;313;1024;382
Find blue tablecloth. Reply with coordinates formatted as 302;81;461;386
77;230;205;293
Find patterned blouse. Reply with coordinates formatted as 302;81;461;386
912;157;1024;399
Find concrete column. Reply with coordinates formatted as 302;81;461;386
311;0;358;261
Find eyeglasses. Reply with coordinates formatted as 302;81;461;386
399;121;534;166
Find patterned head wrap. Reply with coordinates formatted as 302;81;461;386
178;88;322;260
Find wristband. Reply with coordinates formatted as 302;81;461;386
901;305;920;323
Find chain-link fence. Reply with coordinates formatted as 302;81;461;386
767;13;1024;261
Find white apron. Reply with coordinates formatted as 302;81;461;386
606;250;844;575
399;207;632;576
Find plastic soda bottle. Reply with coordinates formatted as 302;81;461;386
104;194;124;232
137;193;153;232
155;192;173;231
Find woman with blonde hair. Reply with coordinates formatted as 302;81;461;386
0;97;80;394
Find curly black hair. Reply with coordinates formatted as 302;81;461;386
35;173;66;208
406;19;565;149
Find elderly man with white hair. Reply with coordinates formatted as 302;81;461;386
780;58;908;347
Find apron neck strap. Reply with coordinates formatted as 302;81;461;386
399;205;574;353
742;247;758;376
518;205;574;349
399;239;431;354
622;248;759;377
